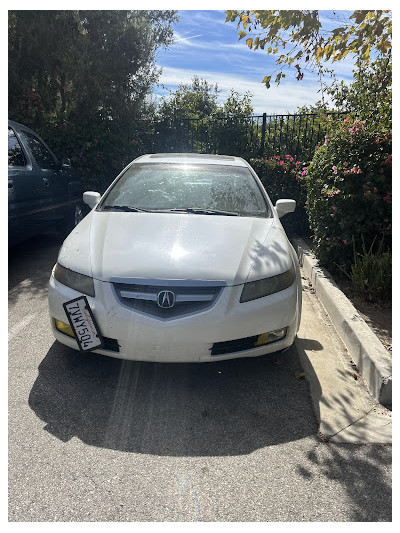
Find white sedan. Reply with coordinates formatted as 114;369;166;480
48;153;302;362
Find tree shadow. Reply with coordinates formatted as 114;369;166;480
28;341;318;456
294;336;392;521
296;442;392;521
247;235;289;279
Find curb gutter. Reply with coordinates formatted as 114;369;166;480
291;237;392;406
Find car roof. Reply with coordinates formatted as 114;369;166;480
8;119;38;137
134;153;249;167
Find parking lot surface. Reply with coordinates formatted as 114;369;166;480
8;235;392;521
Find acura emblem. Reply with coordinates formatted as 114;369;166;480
157;290;175;309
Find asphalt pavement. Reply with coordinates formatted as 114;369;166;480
8;234;392;522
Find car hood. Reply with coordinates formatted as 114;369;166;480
58;210;293;286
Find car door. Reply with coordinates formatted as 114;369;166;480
8;125;52;245
21;128;83;227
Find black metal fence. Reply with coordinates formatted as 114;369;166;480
140;112;347;161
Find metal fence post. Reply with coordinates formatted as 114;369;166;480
259;113;267;157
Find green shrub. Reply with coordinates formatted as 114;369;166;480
39;114;149;193
251;155;310;236
301;116;392;269
342;236;392;301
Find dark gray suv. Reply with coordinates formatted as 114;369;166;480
8;119;85;246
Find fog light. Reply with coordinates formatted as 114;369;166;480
254;327;287;347
54;319;74;338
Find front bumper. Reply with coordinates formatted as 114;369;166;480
48;273;300;363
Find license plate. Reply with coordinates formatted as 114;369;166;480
63;296;104;352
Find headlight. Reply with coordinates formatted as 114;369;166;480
240;263;296;302
53;263;95;297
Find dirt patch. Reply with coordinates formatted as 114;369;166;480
331;271;392;352
300;237;392;352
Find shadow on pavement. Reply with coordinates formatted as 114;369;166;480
296;442;392;521
29;341;318;456
8;233;63;305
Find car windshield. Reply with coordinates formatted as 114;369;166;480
99;163;269;217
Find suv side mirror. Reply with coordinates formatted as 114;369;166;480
83;191;101;209
275;199;296;218
61;157;72;168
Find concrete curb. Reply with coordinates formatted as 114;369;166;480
291;237;392;406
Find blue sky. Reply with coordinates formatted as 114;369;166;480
154;9;358;115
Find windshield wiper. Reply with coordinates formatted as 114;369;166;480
163;207;239;216
101;205;151;212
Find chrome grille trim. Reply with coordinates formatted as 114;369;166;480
176;294;214;302
110;277;226;287
113;280;224;319
120;291;157;301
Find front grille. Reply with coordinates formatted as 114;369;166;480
113;281;223;319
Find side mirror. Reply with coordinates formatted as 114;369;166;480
275;199;296;218
61;157;72;168
83;191;101;209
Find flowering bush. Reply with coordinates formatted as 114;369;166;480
250;154;309;236
302;116;392;269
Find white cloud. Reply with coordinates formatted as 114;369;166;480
172;31;204;47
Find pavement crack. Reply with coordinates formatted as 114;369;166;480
319;404;379;442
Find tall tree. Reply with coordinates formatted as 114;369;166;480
224;10;392;87
8;10;178;126
157;76;220;121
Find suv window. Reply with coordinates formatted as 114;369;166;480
23;130;58;169
8;127;26;167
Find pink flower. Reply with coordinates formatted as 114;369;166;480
330;213;335;217
296;161;301;165
332;165;337;170
343;239;349;245
336;190;341;195
343;162;348;167
332;206;337;211
351;165;362;174
326;237;331;241
285;154;290;158
383;192;392;204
